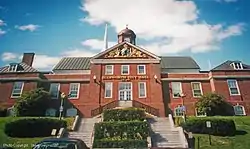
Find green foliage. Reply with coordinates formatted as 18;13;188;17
182;117;236;136
4;118;66;137
64;117;74;131
13;88;50;116
103;108;146;121
94;121;149;140
195;93;234;116
0;104;7;117
93;139;148;148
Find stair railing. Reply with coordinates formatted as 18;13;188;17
91;100;119;117
132;100;159;116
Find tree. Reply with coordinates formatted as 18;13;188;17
195;93;234;116
13;88;51;116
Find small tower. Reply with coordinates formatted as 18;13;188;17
117;25;136;45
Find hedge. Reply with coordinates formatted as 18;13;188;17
103;108;146;121
93;139;148;148
4;118;67;137
0;105;7;117
181;117;236;136
94;121;149;140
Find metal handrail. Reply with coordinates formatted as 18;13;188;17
91;100;118;117
132;100;159;116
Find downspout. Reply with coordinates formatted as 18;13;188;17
98;64;103;112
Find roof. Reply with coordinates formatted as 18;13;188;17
160;56;200;69
53;56;200;70
0;62;38;73
118;27;136;37
212;60;250;71
53;57;91;70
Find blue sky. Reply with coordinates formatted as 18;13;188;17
0;0;249;71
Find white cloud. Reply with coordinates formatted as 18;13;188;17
32;55;61;70
81;39;117;50
215;0;237;2
0;28;6;35
81;0;245;54
1;52;18;62
15;24;40;32
0;19;6;26
62;48;97;57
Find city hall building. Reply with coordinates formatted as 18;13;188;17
0;27;250;118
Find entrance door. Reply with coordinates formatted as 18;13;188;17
119;82;132;101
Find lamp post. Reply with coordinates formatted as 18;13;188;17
59;92;66;120
180;93;186;122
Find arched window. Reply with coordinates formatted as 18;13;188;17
234;105;245;116
174;106;184;117
45;108;57;117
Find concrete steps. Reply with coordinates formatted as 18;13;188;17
68;117;101;148
148;117;186;148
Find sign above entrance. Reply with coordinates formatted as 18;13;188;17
102;76;149;81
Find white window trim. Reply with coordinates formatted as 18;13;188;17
138;82;147;98
49;83;60;99
227;80;241;96
137;65;146;75
104;82;113;98
233;105;246;116
105;65;114;75
195;108;207;117
9;64;18;72
191;82;203;97
174;106;184;117
171;82;182;98
231;62;243;70
68;83;80;99
118;82;133;101
121;65;129;75
11;82;24;98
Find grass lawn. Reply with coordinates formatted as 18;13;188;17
0;117;74;149
193;116;250;149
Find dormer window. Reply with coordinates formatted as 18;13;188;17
8;63;18;72
231;62;243;70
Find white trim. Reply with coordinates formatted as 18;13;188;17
52;70;91;74
8;64;18;72
212;75;250;79
174;105;184;117
49;83;60;99
121;65;129;75
171;82;182;98
91;59;160;64
118;82;133;101
105;65;114;75
137;65;146;75
227;79;241;96
68;83;80;99
195;108;207;117
11;82;24;98
138;82;147;98
161;78;209;81
233;105;246;116
104;82;113;98
191;82;203;97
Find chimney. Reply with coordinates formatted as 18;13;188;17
22;53;35;66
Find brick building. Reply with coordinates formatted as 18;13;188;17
0;27;250;118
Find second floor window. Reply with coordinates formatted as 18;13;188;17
69;83;80;99
171;82;182;98
49;83;60;99
11;82;24;98
121;65;129;75
227;80;240;95
137;65;146;74
105;65;113;75
191;82;203;97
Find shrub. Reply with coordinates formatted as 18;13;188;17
94;121;149;140
4;118;67;137
93;139;148;148
65;117;74;131
0;105;7;117
181;117;236;136
103;108;146;121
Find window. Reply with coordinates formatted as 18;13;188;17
195;109;206;117
227;80;240;95
231;62;243;70
234;105;245;116
137;65;146;74
105;65;113;75
49;83;60;99
124;37;131;42
171;82;182;98
69;83;80;99
9;64;18;72
174;106;184;116
105;82;113;98
138;82;146;98
121;65;129;75
11;82;24;98
191;82;203;97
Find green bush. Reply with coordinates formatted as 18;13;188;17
93;139;148;148
181;117;236;136
94;121;149;140
0;105;7;117
4;118;67;137
103;108;146;121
